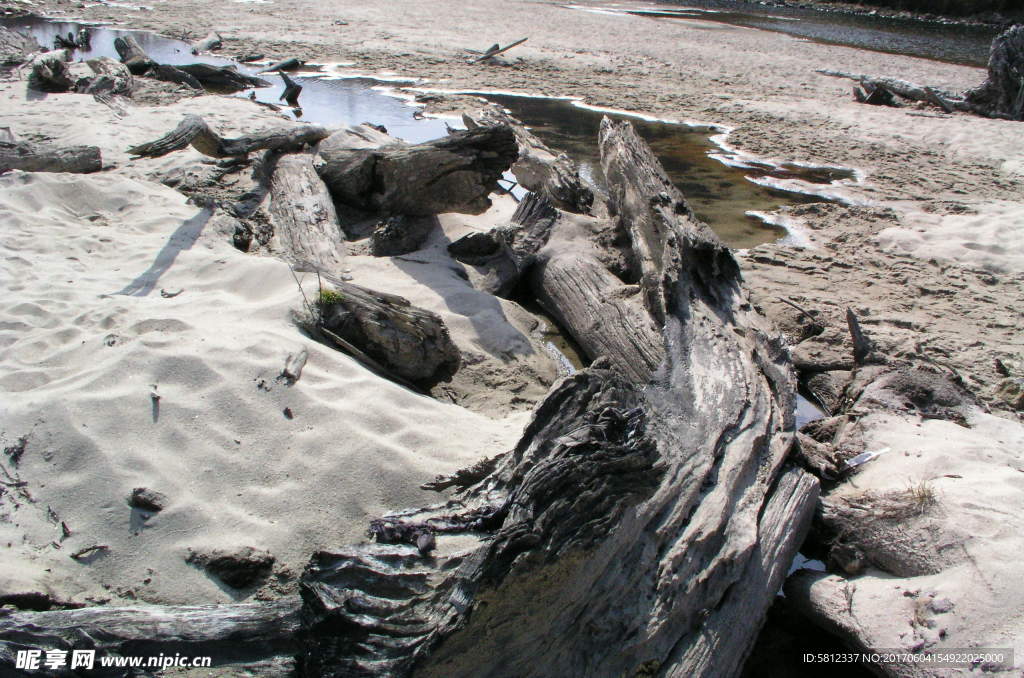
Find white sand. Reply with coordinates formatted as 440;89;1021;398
0;90;537;605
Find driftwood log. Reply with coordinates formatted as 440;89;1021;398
0;26;39;66
174;63;269;92
316;280;461;386
190;31;222;55
150;63;203;90
296;118;818;677
27;49;72;92
820;23;1024;120
0;142;101;174
0;597;299;671
128;114;329;159
316;124;517;216
113;35;155;75
266;153;345;270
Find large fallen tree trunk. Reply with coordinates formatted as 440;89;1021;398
296;118;818;677
316;124;517;216
128;114;329;159
266;152;345;270
0;141;101;174
0;597;300;671
966;23;1024;121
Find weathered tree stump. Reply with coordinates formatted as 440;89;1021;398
27;49;72;92
190;31;222;55
175;63;269;92
966;24;1024;121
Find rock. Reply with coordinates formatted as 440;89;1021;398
928;597;954;614
187;546;275;589
128;487;168;513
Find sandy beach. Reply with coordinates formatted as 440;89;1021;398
2;0;1023;674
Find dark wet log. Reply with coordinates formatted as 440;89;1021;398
150;63;203;90
0;26;39;66
257;57;305;73
317;125;517;216
0;597;299;666
113;35;155;75
190;30;222;55
128;115;329;159
279;70;302;105
297;119;817;678
266;153;345;270
316;281;460;385
175;63;270;92
966;24;1024;121
27;50;72;92
0;142;101;174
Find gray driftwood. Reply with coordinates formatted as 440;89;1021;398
966;24;1024;121
316;124;517;216
0;26;39;66
821;25;1024;121
0;142;101;174
315;281;460;386
267;153;345;270
190;31;222;55
128;115;329;159
470;106;594;213
296;118;818;677
113;35;155;75
27;49;72;92
0;597;299;669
